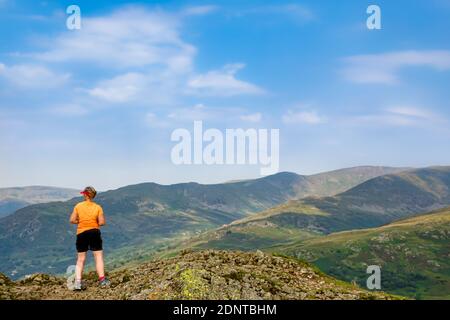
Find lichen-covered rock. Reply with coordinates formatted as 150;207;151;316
19;274;63;286
0;273;12;286
0;250;401;300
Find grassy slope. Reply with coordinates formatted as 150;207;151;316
277;208;450;299
160;208;450;300
154;202;325;259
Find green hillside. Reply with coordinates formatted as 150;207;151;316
276;166;450;234
278;207;450;300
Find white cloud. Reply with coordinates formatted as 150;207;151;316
346;106;445;127
88;71;181;105
187;63;265;96
181;5;218;16
167;103;214;121
146;104;261;126
145;104;222;127
1;5;264;119
387;106;437;120
240;112;262;122
145;112;172;128
88;73;144;103
145;112;158;124
35;7;196;72
0;63;70;88
341;50;450;84
282;110;325;125
25;6;261;103
262;4;315;21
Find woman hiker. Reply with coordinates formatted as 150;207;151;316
70;186;110;290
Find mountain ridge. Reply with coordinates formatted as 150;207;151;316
162;167;450;257
0;166;406;279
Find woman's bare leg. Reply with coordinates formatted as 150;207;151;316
93;250;105;278
75;252;86;281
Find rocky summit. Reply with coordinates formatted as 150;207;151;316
0;250;398;300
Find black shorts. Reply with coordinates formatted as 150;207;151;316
76;229;103;252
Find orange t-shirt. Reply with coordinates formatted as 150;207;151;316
72;201;104;235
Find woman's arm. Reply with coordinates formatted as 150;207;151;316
98;207;106;226
70;207;79;224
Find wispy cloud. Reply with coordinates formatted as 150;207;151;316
144;104;226;128
144;104;217;128
0;63;70;88
180;5;218;16
88;72;146;103
35;7;196;71
282;109;325;125
387;106;437;120
145;112;172;128
240;112;262;123
2;6;262;112
341;50;450;84
346;106;445;127
145;104;264;128
187;63;265;96
167;103;214;122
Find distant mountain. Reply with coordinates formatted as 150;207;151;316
0;199;30;219
0;166;403;279
0;186;79;218
0;250;399;300
297;165;412;199
168;167;450;255
278;207;450;300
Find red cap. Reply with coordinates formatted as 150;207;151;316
80;186;97;199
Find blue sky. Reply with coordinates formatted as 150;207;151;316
0;0;450;190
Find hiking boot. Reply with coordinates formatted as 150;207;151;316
99;277;111;288
73;279;86;291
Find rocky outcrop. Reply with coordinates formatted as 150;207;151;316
0;250;399;300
